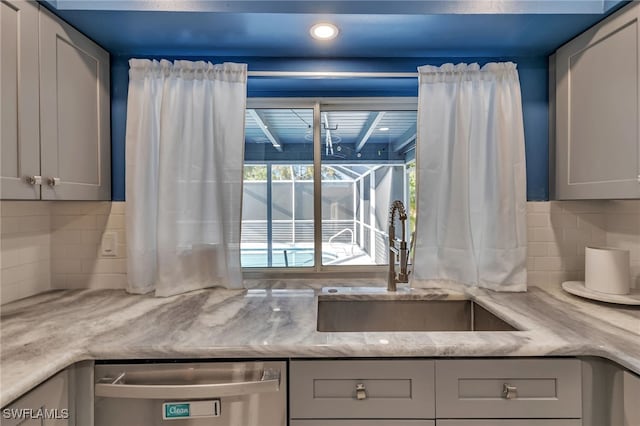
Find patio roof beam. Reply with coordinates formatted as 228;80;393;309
355;112;386;153
248;109;283;152
392;123;417;152
332;165;360;180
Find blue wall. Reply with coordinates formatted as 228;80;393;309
111;56;549;201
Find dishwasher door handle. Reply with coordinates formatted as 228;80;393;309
95;368;281;399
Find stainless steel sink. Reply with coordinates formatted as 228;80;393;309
317;298;518;332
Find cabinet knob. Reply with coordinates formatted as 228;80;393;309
26;175;42;185
355;383;367;400
48;177;61;187
502;383;518;400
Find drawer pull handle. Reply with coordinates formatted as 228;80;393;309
502;383;518;400
355;383;367;400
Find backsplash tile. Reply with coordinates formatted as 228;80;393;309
43;199;640;291
50;202;127;290
605;200;640;288
527;200;640;289
1;202;52;304
1;201;127;304
1;199;638;302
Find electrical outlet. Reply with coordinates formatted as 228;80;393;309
101;231;118;257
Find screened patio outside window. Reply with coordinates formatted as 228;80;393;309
240;101;417;272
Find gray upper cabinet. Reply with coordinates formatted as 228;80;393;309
0;0;41;199
0;1;110;200
39;7;111;200
554;2;640;199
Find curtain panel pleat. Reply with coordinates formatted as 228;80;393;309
413;62;528;291
126;59;247;297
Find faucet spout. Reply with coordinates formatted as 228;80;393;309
388;200;410;292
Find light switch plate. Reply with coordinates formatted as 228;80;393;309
101;231;118;257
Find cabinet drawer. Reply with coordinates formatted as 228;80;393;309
293;421;434;426
437;421;581;426
290;360;435;419
435;359;581;419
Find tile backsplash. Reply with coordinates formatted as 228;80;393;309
1;202;52;303
604;200;640;284
50;202;127;290
1;201;127;304
527;200;640;290
1;199;639;303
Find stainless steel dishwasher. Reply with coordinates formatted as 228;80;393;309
94;361;286;426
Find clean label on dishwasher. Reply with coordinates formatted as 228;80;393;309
162;400;220;420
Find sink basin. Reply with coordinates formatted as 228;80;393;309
317;298;518;332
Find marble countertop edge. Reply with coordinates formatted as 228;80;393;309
3;340;638;410
1;283;639;408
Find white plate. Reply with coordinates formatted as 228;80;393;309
562;281;640;306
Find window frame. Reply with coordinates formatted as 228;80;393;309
242;97;418;279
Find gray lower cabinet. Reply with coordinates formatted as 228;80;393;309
1;370;70;426
436;421;581;426
435;359;582;419
554;1;640;199
290;360;435;421
292;422;434;426
291;359;582;424
622;371;640;425
582;357;640;426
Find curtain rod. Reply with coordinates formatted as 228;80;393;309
247;71;418;78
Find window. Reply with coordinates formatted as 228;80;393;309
241;99;417;273
241;108;314;268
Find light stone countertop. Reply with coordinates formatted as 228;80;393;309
1;280;639;407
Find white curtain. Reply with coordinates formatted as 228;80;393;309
126;59;247;297
412;63;528;291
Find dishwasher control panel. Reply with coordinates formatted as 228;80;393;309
163;400;220;420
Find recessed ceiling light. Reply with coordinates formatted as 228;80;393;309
379;127;390;132
310;23;339;40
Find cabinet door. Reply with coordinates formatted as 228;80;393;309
555;2;640;199
2;370;70;426
39;7;110;200
436;421;581;426
0;0;40;199
623;371;640;426
292;421;434;426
